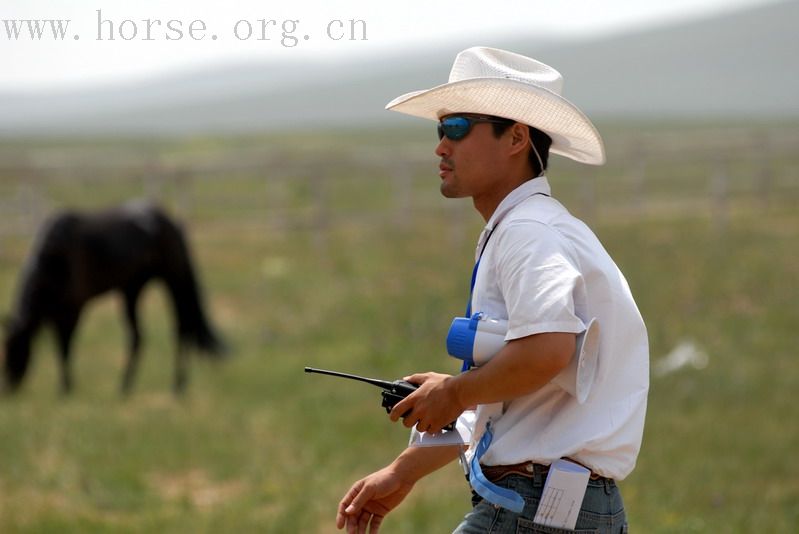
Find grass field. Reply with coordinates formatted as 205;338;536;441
0;122;798;532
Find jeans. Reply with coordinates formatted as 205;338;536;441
452;472;628;533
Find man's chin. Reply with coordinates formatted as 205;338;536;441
440;182;459;198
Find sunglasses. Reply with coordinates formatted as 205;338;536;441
437;115;513;141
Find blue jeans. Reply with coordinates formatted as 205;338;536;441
452;472;628;533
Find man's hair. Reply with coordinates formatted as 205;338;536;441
491;121;552;176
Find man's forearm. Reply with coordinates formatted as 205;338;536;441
389;443;463;484
451;331;575;407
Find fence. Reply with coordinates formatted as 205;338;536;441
1;124;797;248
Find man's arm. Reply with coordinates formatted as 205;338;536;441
391;331;575;433
338;331;574;531
337;444;462;533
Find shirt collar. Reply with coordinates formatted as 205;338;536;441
485;176;551;232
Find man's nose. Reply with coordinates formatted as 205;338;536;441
435;137;451;158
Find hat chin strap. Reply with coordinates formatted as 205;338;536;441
529;139;546;178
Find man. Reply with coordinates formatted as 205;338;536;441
337;47;648;533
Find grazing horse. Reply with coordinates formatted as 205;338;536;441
2;200;225;395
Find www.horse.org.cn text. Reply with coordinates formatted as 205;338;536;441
2;9;368;47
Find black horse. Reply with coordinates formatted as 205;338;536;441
2;200;225;395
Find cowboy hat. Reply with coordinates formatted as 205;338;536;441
385;47;606;165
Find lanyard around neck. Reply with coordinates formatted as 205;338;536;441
465;228;495;319
465;191;548;319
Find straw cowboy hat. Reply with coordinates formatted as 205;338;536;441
386;47;606;165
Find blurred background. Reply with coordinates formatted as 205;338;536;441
1;0;797;531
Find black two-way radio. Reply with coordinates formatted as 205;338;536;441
304;367;456;432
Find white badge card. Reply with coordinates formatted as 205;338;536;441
532;459;591;529
408;410;475;447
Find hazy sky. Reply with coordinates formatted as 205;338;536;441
0;0;779;91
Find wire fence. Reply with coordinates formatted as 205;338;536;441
1;124;797;248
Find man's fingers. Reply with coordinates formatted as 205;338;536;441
338;480;360;513
341;510;380;534
346;481;376;516
357;512;371;534
337;480;364;528
369;514;384;533
346;515;357;534
391;392;440;430
403;373;428;384
389;395;415;424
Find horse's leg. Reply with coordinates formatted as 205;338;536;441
121;286;143;396
54;309;80;395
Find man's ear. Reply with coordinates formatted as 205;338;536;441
508;123;530;156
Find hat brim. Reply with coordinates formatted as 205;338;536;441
385;78;606;165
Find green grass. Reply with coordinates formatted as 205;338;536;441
1;123;798;532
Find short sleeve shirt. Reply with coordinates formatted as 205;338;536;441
468;177;649;480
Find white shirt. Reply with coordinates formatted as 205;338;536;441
468;176;649;480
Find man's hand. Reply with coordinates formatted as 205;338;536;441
388;332;575;434
389;372;465;434
336;467;414;534
336;446;461;532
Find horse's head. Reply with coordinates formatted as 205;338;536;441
2;316;32;393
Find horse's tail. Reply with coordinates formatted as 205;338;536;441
155;210;226;358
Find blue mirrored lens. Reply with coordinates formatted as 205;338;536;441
438;117;472;140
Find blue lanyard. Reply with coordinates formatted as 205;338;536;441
465;191;547;319
461;227;526;513
470;423;526;513
465;228;494;320
461;205;559;515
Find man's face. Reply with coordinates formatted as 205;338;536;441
435;114;510;201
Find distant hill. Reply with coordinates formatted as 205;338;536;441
1;0;796;137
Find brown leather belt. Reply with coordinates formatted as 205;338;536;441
480;459;608;483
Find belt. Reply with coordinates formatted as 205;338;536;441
480;459;608;483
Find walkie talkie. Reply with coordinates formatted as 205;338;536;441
304;367;456;432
